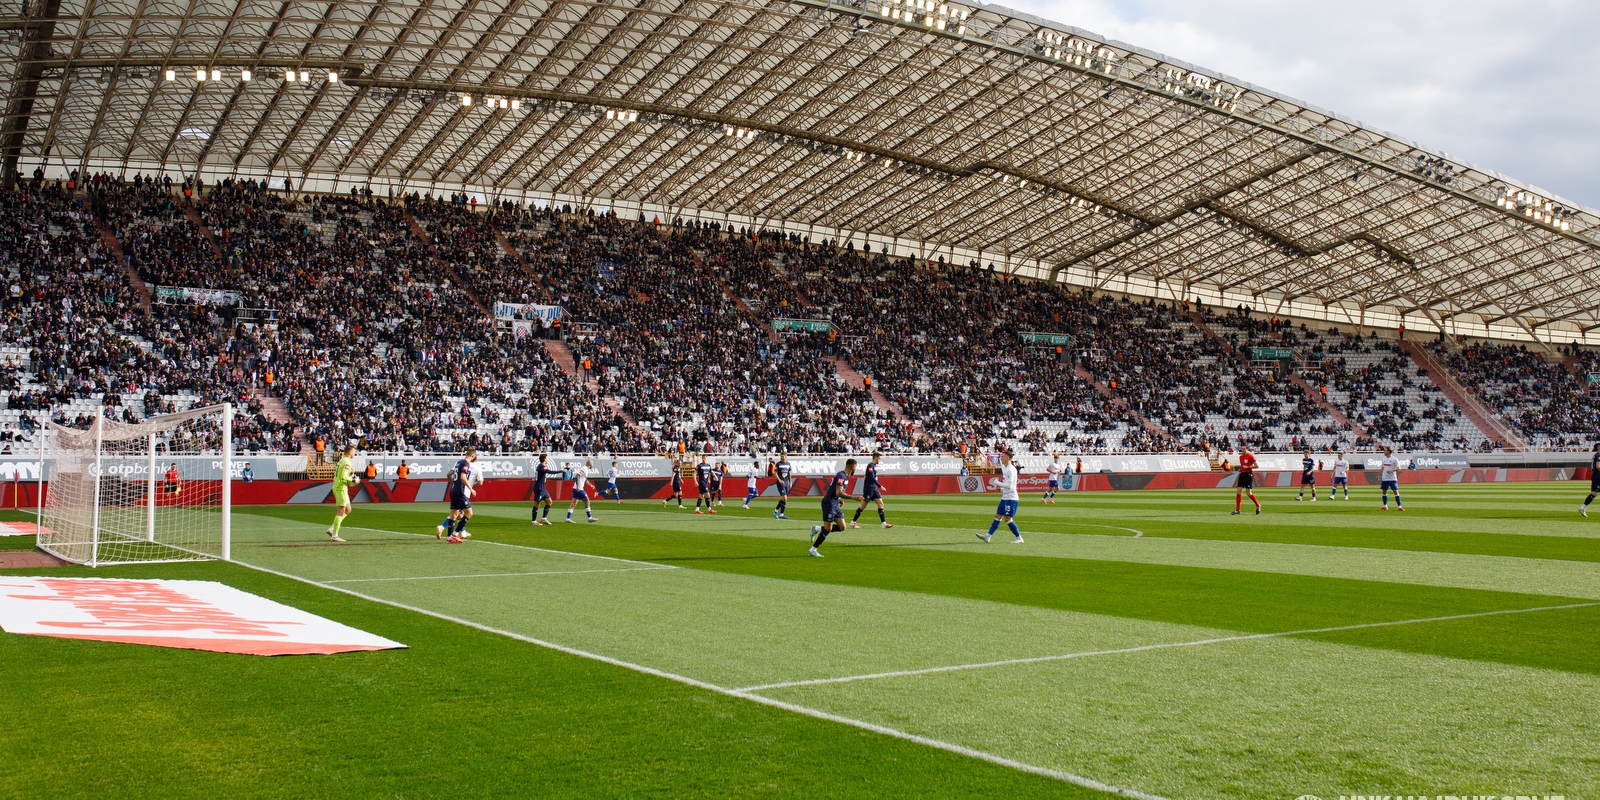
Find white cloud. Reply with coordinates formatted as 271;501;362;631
996;0;1600;206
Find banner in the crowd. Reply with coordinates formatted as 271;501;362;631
1248;346;1295;360
493;301;563;320
154;286;240;306
1018;331;1074;347
1014;454;1213;473
509;319;536;338
1229;453;1471;471
0;577;405;655
771;318;832;334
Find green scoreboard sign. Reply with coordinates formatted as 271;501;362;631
1019;332;1074;346
771;318;833;333
1249;347;1295;360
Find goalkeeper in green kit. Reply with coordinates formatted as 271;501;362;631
326;443;358;542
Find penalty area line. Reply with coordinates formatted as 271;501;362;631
229;557;1169;800
735;600;1600;692
325;566;673;584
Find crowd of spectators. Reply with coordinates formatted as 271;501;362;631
7;178;1599;459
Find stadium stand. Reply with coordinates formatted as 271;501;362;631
1;177;1592;456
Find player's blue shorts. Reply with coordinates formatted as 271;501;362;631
1048;478;1059;489
822;500;843;522
697;482;708;495
534;486;551;501
746;486;758;500
1332;476;1347;486
607;480;617;490
777;480;789;496
862;487;882;501
449;490;471;511
574;488;589;501
672;478;682;492
995;499;1018;517
1300;472;1315;486
1380;479;1399;491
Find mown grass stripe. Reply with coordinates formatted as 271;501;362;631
241;504;1600;677
736;599;1600;691
232;555;1169;800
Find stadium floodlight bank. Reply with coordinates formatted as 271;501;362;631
38;404;233;567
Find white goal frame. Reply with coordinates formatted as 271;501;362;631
37;403;233;567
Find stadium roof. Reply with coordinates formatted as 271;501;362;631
6;0;1600;344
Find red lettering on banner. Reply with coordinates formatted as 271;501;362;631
15;579;296;636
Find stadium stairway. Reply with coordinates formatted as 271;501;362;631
543;338;652;442
182;197;225;259
490;226;533;274
254;390;310;452
1399;339;1527;451
1191;312;1367;437
1072;363;1172;441
94;216;151;309
402;208;492;318
1564;354;1591;397
829;356;919;435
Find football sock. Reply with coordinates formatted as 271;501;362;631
852;508;863;522
542;504;550;519
987;519;1001;537
440;514;453;529
1007;520;1020;538
1252;496;1260;509
813;528;830;546
1394;492;1402;507
331;514;344;535
776;499;786;513
566;509;573;520
1236;495;1242;512
878;508;886;523
1586;494;1596;507
454;518;467;533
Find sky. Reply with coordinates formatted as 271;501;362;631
994;0;1600;208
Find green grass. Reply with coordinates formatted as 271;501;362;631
5;482;1600;798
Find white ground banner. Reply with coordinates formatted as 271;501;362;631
0;577;405;656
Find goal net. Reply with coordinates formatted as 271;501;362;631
38;403;233;567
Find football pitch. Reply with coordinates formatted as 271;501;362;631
4;482;1600;798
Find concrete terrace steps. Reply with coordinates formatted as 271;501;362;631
1191;313;1367;437
830;357;916;429
183;199;225;259
543;338;651;441
254;389;310;452
1399;339;1527;451
95;217;150;310
402;209;492;318
1072;363;1172;442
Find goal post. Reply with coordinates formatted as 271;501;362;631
39;403;233;567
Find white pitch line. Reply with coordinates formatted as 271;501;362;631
332;524;678;570
229;557;1169;800
734;600;1600;692
325;566;674;584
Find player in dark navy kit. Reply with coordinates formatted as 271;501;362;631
438;448;478;542
772;453;792;519
664;459;685;508
1295;449;1317;502
531;453;554;525
693;455;717;514
710;461;726;507
851;452;895;528
809;459;859;557
1583;443;1600;517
